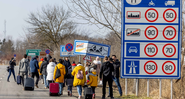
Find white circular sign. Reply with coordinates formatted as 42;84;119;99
126;0;142;5
144;43;158;57
162;44;176;57
144;61;158;75
163;9;177;23
162;61;176;75
145;26;158;40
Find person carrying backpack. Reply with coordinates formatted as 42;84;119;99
87;68;98;98
71;64;86;99
66;66;74;96
40;57;48;89
53;59;66;95
7;58;16;82
18;54;30;86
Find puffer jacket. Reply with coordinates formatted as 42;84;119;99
18;58;30;75
46;62;56;80
87;71;98;87
38;61;43;75
30;57;39;73
71;64;86;87
53;63;66;83
40;61;48;75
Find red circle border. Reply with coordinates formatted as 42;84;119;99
162;26;177;40
162;61;176;75
145;8;159;22
163;8;177;23
162;43;176;57
144;61;158;75
144;43;158;57
145;26;159;40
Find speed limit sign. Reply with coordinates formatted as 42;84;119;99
162;43;176;57
163;9;177;23
145;8;159;22
163;26;177;40
162;61;176;75
144;43;158;57
144;26;158;40
144;61;158;75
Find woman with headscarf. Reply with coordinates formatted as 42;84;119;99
93;56;101;75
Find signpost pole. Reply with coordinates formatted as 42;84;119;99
147;79;149;97
159;79;162;98
136;79;138;96
125;78;127;96
171;79;173;99
79;55;81;62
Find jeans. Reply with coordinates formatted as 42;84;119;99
68;86;72;93
102;75;113;97
109;76;122;96
21;72;28;86
31;72;39;85
77;85;82;96
57;82;63;95
43;75;48;87
7;69;16;81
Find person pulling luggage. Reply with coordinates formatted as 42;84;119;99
87;68;98;98
46;58;56;87
40;57;48;89
30;56;40;88
53;59;66;96
18;54;30;86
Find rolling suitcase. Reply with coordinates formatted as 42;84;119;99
49;83;59;96
24;78;34;91
84;87;93;99
17;75;21;85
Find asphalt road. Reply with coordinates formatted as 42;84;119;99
0;65;76;99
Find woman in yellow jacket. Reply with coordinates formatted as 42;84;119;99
87;68;98;98
53;59;66;95
71;63;86;99
38;58;44;84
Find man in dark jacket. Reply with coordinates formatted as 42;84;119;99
64;57;71;76
108;55;122;97
7;58;16;82
40;57;48;88
100;56;114;99
30;56;39;88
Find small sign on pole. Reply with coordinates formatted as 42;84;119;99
65;43;73;52
83;56;92;61
45;49;50;54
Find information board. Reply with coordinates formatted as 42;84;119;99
121;0;182;79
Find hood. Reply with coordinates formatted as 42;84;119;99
75;65;84;70
93;60;101;65
105;61;111;65
49;62;56;67
77;64;83;66
57;63;65;69
92;71;97;75
21;58;28;62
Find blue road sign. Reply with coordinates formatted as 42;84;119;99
45;49;50;54
65;43;73;52
121;0;181;79
74;40;111;58
14;54;16;57
60;45;75;57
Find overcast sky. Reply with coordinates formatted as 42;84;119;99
0;0;104;41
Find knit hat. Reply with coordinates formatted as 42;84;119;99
40;58;44;61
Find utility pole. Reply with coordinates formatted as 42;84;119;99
4;20;6;40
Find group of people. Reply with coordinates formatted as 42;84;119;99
7;54;122;99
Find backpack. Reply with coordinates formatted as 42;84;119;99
76;70;83;79
55;66;61;79
20;61;27;73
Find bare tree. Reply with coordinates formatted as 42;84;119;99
65;0;121;39
26;5;76;51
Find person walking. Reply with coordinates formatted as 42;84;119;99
100;56;114;99
87;68;98;98
38;58;44;84
30;56;40;88
71;63;86;99
108;55;122;97
93;56;101;75
72;61;77;70
18;54;30;86
46;58;56;87
66;66;74;96
53;59;66;95
40;57;48;89
7;58;16;82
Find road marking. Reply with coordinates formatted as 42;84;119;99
127;29;140;36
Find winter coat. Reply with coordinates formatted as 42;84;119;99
113;59;120;78
66;68;74;86
100;61;114;79
30;58;39;73
87;71;98;87
40;61;48;75
71;64;86;87
38;61;43;75
64;60;71;75
18;58;30;75
53;63;66;83
93;60;101;75
9;60;16;69
46;62;56;80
